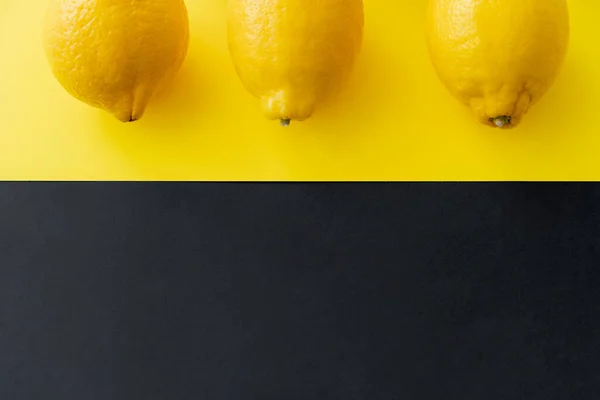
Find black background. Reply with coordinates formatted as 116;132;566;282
1;183;599;399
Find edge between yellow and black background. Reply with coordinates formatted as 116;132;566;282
1;182;599;399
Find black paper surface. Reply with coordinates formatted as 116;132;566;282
1;183;599;399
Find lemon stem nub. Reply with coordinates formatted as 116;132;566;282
280;118;291;127
492;116;511;128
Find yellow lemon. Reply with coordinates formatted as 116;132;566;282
426;0;570;129
227;0;364;126
44;0;190;122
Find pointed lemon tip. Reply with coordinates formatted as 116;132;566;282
491;116;511;129
280;118;291;127
112;106;146;123
114;113;138;123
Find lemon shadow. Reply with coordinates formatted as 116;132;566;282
97;37;221;147
305;38;406;139
511;56;590;140
92;54;218;178
135;51;213;135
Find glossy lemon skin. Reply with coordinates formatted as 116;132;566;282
44;0;190;122
227;0;364;124
427;0;570;129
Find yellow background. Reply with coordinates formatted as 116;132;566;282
0;0;597;180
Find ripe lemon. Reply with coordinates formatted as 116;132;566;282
426;0;570;129
227;0;364;126
44;0;190;122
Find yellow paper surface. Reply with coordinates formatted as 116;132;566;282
0;0;597;181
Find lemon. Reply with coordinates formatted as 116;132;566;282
426;0;570;129
227;0;364;126
44;0;190;122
